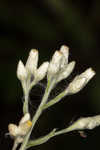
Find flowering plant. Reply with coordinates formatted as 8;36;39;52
8;45;98;150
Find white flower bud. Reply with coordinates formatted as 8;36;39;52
35;62;49;81
60;45;69;67
57;61;75;82
67;68;95;94
25;49;38;74
69;115;100;131
17;60;27;81
48;51;63;76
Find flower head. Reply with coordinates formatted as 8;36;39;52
67;68;96;94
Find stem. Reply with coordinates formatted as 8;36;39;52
12;140;18;150
26;124;77;149
23;79;36;114
27;129;56;148
19;79;55;150
43;90;68;109
23;93;29;114
29;80;37;91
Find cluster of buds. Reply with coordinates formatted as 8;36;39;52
17;49;49;84
8;113;32;143
47;45;95;94
14;45;96;148
47;45;75;82
17;45;95;95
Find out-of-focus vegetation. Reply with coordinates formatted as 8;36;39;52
0;1;100;150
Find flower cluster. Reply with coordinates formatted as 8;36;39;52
17;49;49;83
17;45;95;94
9;45;96;150
8;113;32;143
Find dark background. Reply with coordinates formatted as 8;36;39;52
0;0;100;149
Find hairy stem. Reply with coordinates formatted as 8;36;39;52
43;90;68;109
12;140;19;150
19;79;55;150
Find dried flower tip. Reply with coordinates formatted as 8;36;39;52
57;61;75;82
19;113;30;125
67;68;95;94
36;62;49;81
17;60;27;81
60;45;69;66
48;51;63;76
25;49;38;74
8;124;19;137
8;114;32;138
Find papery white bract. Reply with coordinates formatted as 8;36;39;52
36;62;49;81
60;45;69;67
47;51;63;77
57;61;75;82
25;49;38;74
17;60;27;81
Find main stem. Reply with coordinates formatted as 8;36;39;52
19;79;54;150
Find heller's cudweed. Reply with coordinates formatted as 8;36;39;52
8;45;99;150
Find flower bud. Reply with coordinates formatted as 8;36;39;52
48;51;63;76
36;62;49;81
17;60;27;81
67;68;95;94
25;49;38;74
60;45;69;67
68;115;100;131
57;61;75;82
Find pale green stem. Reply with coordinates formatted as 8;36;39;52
12;140;19;150
22;79;36;114
19;79;55;150
43;90;68;109
21;80;29;114
26;129;56;149
26;123;77;149
23;93;29;114
29;80;37;91
54;124;77;136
